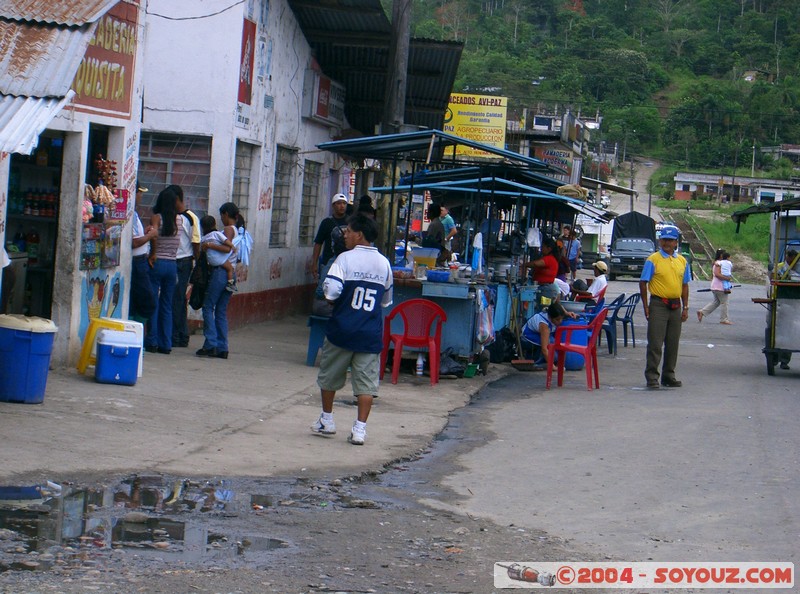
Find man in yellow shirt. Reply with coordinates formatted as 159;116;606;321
639;226;691;389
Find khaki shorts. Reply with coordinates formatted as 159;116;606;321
316;340;380;396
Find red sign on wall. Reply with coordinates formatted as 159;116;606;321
238;18;257;105
70;1;139;118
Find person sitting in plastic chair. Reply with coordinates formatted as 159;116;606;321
570;261;608;305
521;302;576;367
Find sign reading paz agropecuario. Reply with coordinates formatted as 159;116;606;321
70;1;139;119
444;93;508;158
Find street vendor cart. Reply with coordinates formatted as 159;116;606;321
732;197;800;375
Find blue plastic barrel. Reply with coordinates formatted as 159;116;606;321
0;314;58;404
560;317;588;371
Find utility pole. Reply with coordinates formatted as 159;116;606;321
751;141;756;177
380;0;412;255
382;0;411;135
629;158;635;213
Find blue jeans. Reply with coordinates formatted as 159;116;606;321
129;255;156;320
145;259;177;350
172;256;194;345
202;267;232;352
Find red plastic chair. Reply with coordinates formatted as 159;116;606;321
546;307;609;391
380;299;448;385
574;285;607;303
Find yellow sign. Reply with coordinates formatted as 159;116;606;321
444;93;507;157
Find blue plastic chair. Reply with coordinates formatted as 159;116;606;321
582;297;606;321
598;294;626;355
619;293;641;349
602;293;639;354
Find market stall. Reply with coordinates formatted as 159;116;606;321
317;130;615;358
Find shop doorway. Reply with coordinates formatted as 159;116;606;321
4;133;64;317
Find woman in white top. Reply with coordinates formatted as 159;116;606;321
697;248;733;325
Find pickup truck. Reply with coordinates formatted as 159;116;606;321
608;211;657;281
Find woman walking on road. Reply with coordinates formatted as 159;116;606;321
697;249;734;325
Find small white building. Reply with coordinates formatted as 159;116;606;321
138;0;349;326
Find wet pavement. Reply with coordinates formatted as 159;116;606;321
0;372;597;593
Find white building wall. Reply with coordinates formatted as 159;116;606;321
142;0;340;297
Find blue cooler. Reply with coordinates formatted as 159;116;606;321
0;314;58;404
560;317;588;371
95;329;140;386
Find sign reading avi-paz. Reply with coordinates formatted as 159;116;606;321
443;93;507;158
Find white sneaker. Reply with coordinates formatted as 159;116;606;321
348;423;366;445
311;415;336;435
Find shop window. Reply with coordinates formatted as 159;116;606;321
270;146;296;247
138;133;212;219
233;141;258;223
299;160;322;246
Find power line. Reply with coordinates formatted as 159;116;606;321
146;0;246;21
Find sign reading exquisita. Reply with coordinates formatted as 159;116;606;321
70;1;139;119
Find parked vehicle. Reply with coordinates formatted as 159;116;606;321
608;212;657;280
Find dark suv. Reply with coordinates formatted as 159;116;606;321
608;237;656;280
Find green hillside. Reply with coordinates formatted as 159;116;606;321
406;0;800;174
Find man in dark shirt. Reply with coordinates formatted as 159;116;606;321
423;203;447;264
312;193;349;280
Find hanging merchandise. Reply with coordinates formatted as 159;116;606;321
526;226;541;248
476;288;495;346
471;231;483;275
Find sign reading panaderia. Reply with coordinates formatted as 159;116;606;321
70;1;139;119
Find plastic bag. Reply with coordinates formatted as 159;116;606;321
476;288;495;346
439;347;466;377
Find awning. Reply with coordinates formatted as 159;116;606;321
580;175;637;197
371;175;614;224
318;129;564;173
0;93;74;154
731;197;800;224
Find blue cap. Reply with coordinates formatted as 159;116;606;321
660;226;680;240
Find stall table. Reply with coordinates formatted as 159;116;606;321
391;278;479;357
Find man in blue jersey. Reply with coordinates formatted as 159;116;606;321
311;214;394;445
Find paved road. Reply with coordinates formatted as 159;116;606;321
422;282;800;568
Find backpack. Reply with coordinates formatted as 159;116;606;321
330;221;348;258
188;253;209;310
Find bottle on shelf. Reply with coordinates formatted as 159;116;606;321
23;189;32;215
26;228;40;265
13;226;26;252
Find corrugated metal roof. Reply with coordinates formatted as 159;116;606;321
0;19;99;96
0;93;74;153
0;0;116;26
286;0;389;34
0;0;119;153
288;0;463;135
319;130;558;171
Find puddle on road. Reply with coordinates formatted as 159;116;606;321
0;376;521;576
0;475;299;573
